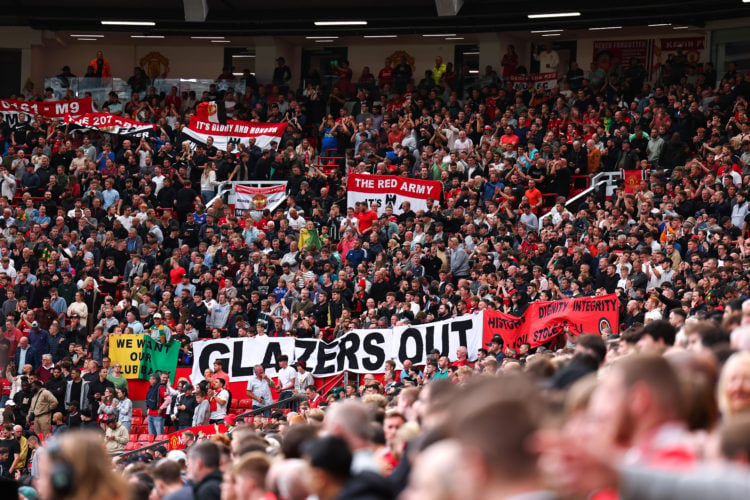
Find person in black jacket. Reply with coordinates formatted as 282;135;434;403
174;384;197;431
303;435;394;500
188;441;223;500
45;366;67;409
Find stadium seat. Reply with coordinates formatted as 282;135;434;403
132;416;143;426
138;434;154;443
155;434;168;441
239;399;254;408
132;408;144;417
129;434;138;442
125;442;138;451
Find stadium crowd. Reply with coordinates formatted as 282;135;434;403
0;45;748;500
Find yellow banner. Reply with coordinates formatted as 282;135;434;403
108;334;145;379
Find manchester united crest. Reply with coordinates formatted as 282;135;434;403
252;194;268;210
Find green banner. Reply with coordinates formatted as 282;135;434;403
139;336;181;384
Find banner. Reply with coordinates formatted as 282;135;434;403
508;72;558;91
346;173;441;215
623;170;648;194
109;334;145;379
483;294;619;350
64;112;155;137
651;36;707;77
168;424;228;450
183;118;287;152
0;98;94;128
139;336;182;384
593;40;650;72
191;313;483;383
230;182;287;218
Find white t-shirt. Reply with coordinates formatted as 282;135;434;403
209;389;229;420
277;366;296;391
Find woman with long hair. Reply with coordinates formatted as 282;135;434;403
201;161;220;203
115;387;132;432
36;431;129;500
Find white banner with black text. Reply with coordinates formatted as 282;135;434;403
190;313;483;382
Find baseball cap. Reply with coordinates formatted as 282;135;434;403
153;313;162;319
31;321;39;328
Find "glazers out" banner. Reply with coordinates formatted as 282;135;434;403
190;313;484;382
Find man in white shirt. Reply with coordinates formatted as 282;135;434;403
287;208;306;232
246;365;276;417
275;355;297;408
207;292;230;330
209;378;229;424
152;166;166;195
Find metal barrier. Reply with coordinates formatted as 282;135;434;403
538;171;622;225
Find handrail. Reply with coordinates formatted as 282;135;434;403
538;171;622;225
116;437;170;459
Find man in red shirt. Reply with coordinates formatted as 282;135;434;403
378;57;394;88
305;385;323;409
387;123;405;147
3;317;23;359
451;346;473;368
146;372;168;436
524;179;543;213
356;202;379;235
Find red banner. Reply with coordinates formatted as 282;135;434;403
0;97;93;118
167;424;228;450
483;294;619;350
64;112;155;136
623;170;647;194
593;39;650;71
346;173;442;215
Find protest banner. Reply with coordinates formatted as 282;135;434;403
139;336;182;384
108;334;145;378
346;173;441;216
593;40;651;72
483;294;620;350
190;313;483;383
183;117;287;151
0;97;93;118
64;112;155;137
230;182;287;218
508;72;558;91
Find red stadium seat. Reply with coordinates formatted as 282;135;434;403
129;434;138;442
155;434;168;441
132;408;144;417
239;399;254;408
132;416;143;426
138;434;154;442
125;442;138;451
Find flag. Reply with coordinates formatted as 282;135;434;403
298;228;322;251
196;100;227;124
622;169;647;194
139;335;181;384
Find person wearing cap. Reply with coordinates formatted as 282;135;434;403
27;321;50;360
150;312;172;344
174;382;197;431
